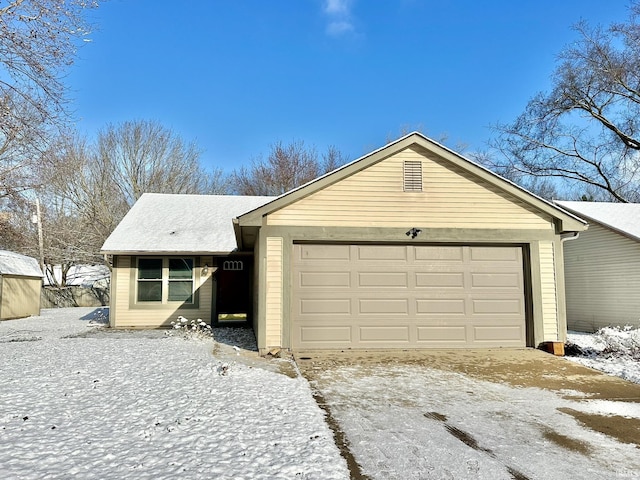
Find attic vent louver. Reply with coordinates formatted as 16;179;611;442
403;160;423;192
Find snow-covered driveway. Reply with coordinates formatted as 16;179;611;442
0;308;348;480
297;350;640;480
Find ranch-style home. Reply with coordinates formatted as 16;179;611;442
555;201;640;332
102;132;587;354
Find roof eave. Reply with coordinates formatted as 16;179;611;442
554;204;640;242
101;249;237;256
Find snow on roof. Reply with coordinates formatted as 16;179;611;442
555;201;640;242
101;193;275;254
0;250;43;277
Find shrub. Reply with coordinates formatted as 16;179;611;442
594;325;640;359
166;316;212;340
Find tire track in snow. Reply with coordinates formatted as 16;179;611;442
424;412;531;480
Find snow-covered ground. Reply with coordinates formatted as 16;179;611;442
298;327;640;480
0;308;348;480
307;360;640;480
2;309;638;480
567;326;640;384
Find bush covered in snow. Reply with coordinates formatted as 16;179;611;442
566;326;640;384
567;325;640;360
166;316;212;340
595;326;640;359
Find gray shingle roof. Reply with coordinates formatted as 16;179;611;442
555;201;640;242
101;193;275;254
0;251;43;277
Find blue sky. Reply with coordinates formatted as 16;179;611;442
67;1;631;173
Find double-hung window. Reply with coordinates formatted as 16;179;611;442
136;257;194;304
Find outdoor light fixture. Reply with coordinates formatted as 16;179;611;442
405;227;422;239
202;264;209;276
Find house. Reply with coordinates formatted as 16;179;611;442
555;201;640;332
0;250;43;320
101;194;275;329
102;133;587;353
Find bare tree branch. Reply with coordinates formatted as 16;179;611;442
491;3;640;202
0;0;98;199
35;120;230;281
232;140;348;196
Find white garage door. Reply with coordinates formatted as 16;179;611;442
291;244;526;350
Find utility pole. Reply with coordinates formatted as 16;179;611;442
32;198;44;273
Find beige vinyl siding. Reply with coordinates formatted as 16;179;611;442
265;237;283;347
564;223;640;331
267;147;553;229
111;255;213;328
539;241;559;341
0;276;41;320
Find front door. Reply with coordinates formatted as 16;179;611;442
215;254;253;325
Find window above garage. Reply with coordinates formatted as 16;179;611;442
403;160;423;192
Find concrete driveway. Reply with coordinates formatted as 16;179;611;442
295;349;640;480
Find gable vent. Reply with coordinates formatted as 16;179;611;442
403;160;423;192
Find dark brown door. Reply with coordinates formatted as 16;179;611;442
215;254;253;325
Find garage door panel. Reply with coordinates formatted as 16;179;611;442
416;298;466;315
357;245;407;261
359;326;410;342
417;326;467;342
470;246;521;262
473;325;524;342
298;244;351;261
300;326;352;343
299;271;351;288
299;299;351;315
416;272;465;288
471;298;524;314
359;298;409;314
358;272;408;288
471;272;522;289
414;246;464;261
292;244;526;349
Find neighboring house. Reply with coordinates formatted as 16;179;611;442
102;133;587;353
0;250;43;320
555;201;640;332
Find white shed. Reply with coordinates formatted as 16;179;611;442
0;250;43;320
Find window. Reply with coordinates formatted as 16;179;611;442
168;258;194;302
403;160;423;192
137;258;162;301
136;257;194;303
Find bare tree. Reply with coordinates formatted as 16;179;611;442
37;120;230;283
492;2;640;203
233;140;349;195
0;0;98;198
470;151;560;201
97;120;229;206
0;196;33;252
